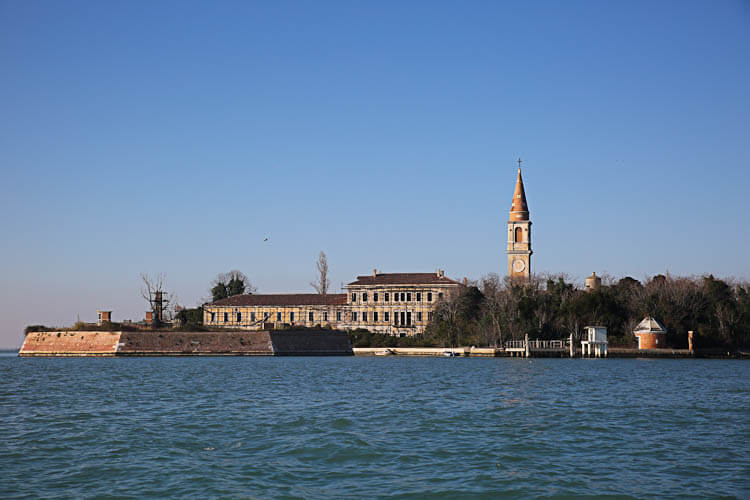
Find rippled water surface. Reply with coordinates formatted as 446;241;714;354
1;356;748;499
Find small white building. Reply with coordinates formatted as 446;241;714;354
581;326;608;357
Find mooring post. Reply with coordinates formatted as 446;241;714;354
569;333;574;358
524;333;529;358
523;333;529;358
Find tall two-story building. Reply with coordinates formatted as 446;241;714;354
203;269;462;336
342;269;462;335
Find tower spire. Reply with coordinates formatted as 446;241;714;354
510;163;529;221
507;159;532;281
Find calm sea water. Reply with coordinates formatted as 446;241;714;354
1;355;748;499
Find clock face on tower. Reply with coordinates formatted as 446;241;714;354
513;259;526;273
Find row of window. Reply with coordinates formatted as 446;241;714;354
351;291;443;303
349;311;433;324
210;311;341;323
208;310;434;324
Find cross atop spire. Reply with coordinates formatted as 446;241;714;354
517;157;522;168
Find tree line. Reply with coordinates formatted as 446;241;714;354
422;273;750;350
170;262;750;352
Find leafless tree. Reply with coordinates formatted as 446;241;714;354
560;286;582;341
716;303;740;347
596;271;618;287
434;293;463;347
141;273;172;327
479;273;504;347
310;251;330;295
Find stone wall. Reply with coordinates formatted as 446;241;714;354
269;330;352;355
118;331;274;355
19;329;352;356
20;331;121;356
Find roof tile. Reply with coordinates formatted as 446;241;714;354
209;294;347;307
347;273;460;286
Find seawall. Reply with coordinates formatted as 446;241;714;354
20;331;121;357
353;346;699;358
353;347;498;357
19;330;353;357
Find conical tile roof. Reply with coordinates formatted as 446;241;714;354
634;316;667;334
509;168;529;221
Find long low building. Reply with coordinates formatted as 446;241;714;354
203;269;463;336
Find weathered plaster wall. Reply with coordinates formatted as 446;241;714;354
20;331;121;356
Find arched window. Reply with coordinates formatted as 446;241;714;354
515;227;523;243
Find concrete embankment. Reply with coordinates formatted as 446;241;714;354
354;347;498;357
19;330;352;357
354;346;699;358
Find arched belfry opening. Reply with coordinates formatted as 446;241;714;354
515;227;523;243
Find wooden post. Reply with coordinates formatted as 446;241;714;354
688;331;694;353
569;333;574;357
524;333;529;358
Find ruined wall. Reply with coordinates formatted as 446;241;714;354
118;331;274;355
20;331;121;356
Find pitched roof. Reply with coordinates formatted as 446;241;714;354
510;167;529;221
208;294;347;307
348;272;461;286
634;316;667;334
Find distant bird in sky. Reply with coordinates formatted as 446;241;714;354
264;237;269;242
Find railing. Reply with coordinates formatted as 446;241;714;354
505;339;569;349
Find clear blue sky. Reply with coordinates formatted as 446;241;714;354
1;1;748;347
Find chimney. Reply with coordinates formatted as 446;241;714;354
97;310;112;326
373;269;377;277
463;277;467;286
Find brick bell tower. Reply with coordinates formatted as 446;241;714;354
507;159;532;281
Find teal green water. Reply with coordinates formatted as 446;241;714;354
1;356;748;499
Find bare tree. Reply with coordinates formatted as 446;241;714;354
479;273;504;347
434;293;462;347
141;273;172;327
560;286;582;341
310;251;330;295
210;270;255;302
716;303;740;347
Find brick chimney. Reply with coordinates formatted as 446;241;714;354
373;269;377;277
97;310;112;326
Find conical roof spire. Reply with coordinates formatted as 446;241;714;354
509;162;529;221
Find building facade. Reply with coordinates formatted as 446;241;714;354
203;269;462;336
507;165;532;281
343;269;461;336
